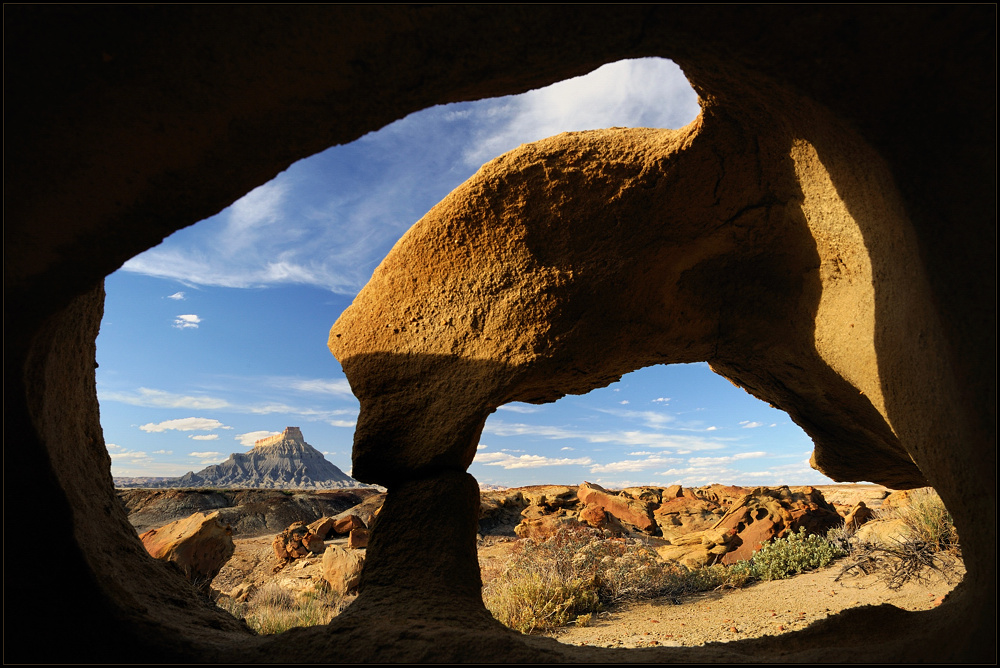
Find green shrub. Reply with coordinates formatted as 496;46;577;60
733;527;845;581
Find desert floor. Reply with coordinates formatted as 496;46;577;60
541;558;961;648
216;533;962;648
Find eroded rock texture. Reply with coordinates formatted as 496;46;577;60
5;5;994;664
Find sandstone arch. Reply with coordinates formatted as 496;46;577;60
5;6;994;663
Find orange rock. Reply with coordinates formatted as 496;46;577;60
577;482;657;534
348;527;370;549
140;511;234;588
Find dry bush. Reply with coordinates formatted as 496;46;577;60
835;488;962;589
481;528;749;634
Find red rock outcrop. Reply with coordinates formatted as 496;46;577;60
272;521;326;561
140;511;235;588
714;487;843;564
577;482;658;534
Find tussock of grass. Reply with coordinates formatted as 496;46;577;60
217;581;354;635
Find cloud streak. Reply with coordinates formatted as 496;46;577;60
139;417;231;433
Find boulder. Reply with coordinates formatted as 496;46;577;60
322;545;365;596
517;486;578;510
139;511;235;588
654;496;725;539
842;502;875;531
578;504;626;535
333;514;366;535
348;527;370;549
308;516;337;540
514;511;584;539
577;482;657;534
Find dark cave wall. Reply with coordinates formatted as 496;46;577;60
4;5;994;662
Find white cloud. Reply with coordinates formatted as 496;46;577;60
236;430;280;447
107;447;152;462
100;387;231;410
152;450;173;455
706;426;718;431
282;378;355;397
474;451;594;469
560;446;575;451
497;404;541;414
483;420;725;453
167;291;186;300
139;417;231;433
595;407;675;429
740;421;764;429
189;451;223;459
461;58;700;168
619;400;630;405
652;398;670;404
329;419;356;428
173;314;201;329
188;434;219;441
589;455;682;474
687;451;767;466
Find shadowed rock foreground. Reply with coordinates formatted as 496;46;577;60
5;6;994;663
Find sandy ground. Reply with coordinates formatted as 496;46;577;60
544;559;962;648
216;533;962;650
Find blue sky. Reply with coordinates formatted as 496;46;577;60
98;58;834;488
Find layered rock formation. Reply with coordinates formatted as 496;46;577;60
138;427;360;489
480;483;844;568
6;6;994;664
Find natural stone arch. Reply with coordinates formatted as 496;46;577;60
5;6;993;663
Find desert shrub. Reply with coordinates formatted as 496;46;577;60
481;528;751;634
730;527;845;581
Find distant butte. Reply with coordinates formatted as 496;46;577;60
118;427;364;489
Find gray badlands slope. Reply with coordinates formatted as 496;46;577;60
117;427;361;490
119;487;384;537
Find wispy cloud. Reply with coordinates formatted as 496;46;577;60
279;378;354;397
99;387;231;410
173;314;201;329
329;419;356;428
167;291;186;300
139;417;231;433
594;407;675;429
189;451;223;459
236;431;280;447
482;420;727;453
188;434;219;441
474;451;594;469
740;421;764;429
590;455;682;474
497;404;541;414
461;58;700;168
